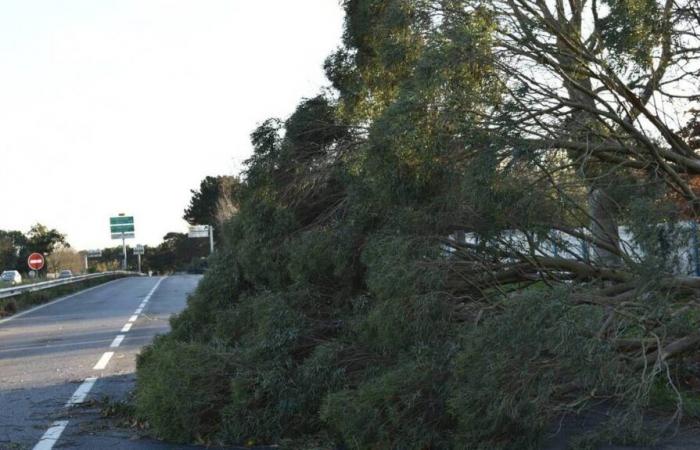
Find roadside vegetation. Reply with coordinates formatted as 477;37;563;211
0;224;69;277
1;221;208;278
136;0;700;448
88;233;209;275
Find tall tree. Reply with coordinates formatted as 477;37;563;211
0;230;27;270
184;176;241;227
135;1;700;447
26;223;68;255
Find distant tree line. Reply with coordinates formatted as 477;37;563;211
0;224;68;275
86;232;209;275
0;216;214;276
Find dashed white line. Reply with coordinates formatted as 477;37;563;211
93;352;114;370
32;420;69;450
66;377;97;406
110;334;126;348
31;277;168;450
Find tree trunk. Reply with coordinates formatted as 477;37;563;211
555;8;622;268
589;187;622;266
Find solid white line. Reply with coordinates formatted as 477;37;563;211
121;323;132;332
33;420;69;450
0;278;125;326
66;377;97;406
93;352;114;370
110;335;125;348
128;315;138;322
134;308;143;314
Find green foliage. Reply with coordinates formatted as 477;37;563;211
26;223;68;256
600;0;664;66
218;292;315;443
321;360;454;450
184;175;242;229
0;230;26;271
142;232;209;274
0;224;67;275
135;338;235;444
449;293;621;449
134;0;700;447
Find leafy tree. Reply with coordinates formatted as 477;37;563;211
26;223;67;256
0;230;27;271
47;248;84;274
0;225;67;274
184;176;242;226
136;0;700;448
142;232;208;274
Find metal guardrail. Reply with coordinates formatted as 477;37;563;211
0;271;135;300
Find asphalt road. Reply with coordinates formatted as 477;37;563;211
0;275;202;450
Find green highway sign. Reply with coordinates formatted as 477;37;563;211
111;214;135;270
110;216;134;225
111;224;135;232
110;215;135;240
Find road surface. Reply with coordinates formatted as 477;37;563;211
0;275;201;449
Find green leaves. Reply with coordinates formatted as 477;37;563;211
600;0;664;67
135;0;700;447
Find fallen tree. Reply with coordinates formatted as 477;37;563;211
134;0;700;448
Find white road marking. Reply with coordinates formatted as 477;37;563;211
0;278;125;326
134;308;143;314
31;276;169;450
128;315;138;322
110;334;126;348
66;377;97;406
32;420;69;450
141;277;164;302
93;351;114;370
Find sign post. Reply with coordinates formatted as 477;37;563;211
86;250;102;272
134;244;145;273
209;225;214;254
110;215;135;270
188;225;214;254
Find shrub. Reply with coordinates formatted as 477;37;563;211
135;338;235;444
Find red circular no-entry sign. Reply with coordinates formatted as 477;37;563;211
27;253;45;271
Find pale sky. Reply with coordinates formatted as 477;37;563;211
0;1;345;250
